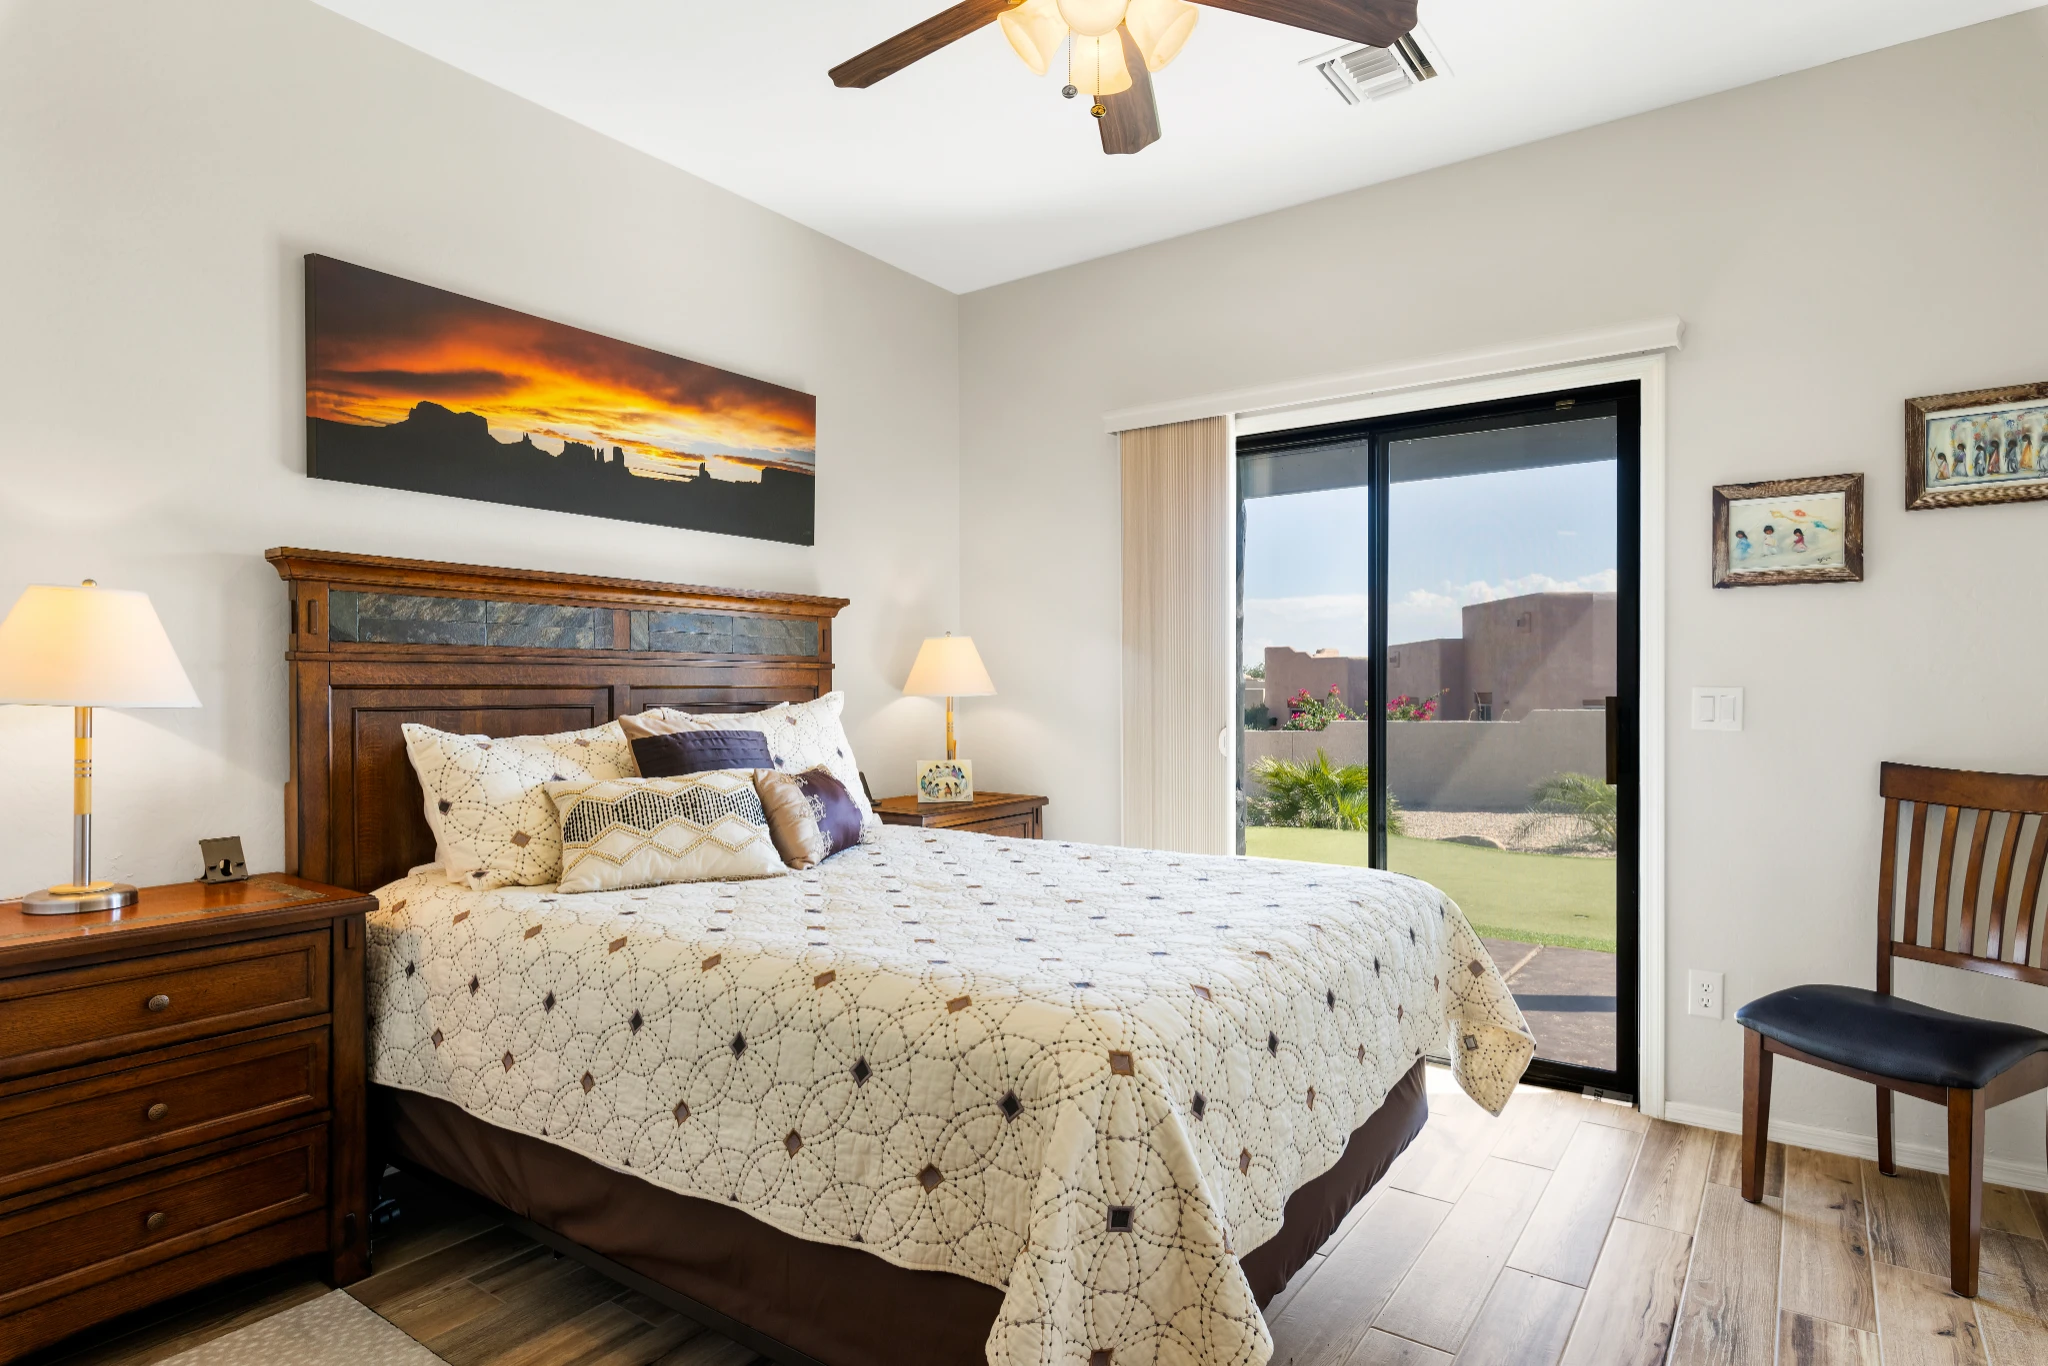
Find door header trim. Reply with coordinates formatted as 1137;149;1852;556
1102;317;1683;434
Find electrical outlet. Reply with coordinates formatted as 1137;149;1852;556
1688;969;1724;1020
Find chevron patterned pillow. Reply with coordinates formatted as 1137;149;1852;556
544;773;786;893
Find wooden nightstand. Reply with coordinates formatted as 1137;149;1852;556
875;792;1047;840
0;875;374;1361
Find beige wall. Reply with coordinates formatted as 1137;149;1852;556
959;11;2048;1173
0;0;960;899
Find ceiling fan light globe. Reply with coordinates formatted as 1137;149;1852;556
999;0;1069;76
1124;0;1198;71
1068;29;1133;95
1055;0;1129;39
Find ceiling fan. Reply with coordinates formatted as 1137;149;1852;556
829;0;1420;156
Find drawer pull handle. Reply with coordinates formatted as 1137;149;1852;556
146;994;171;1013
144;1211;167;1234
146;1102;170;1122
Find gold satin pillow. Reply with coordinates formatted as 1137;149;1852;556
545;773;785;893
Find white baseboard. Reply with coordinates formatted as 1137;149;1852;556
1662;1101;2048;1193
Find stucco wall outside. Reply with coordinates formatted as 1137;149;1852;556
1243;710;1608;811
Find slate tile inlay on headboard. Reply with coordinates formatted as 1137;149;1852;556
328;592;606;648
635;610;817;657
328;591;817;657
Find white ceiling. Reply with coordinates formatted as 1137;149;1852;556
314;0;2037;293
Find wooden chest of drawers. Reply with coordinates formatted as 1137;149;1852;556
0;876;374;1362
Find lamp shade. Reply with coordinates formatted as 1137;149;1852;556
0;583;200;708
1000;0;1069;75
1068;29;1133;95
903;635;996;698
1056;0;1128;37
1124;0;1198;70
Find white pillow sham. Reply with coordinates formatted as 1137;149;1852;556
402;721;635;890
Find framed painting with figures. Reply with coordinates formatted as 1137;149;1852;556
1907;379;2048;510
1712;473;1863;588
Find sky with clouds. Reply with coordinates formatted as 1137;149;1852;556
1243;456;1618;661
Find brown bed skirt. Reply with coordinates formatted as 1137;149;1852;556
375;1059;1427;1366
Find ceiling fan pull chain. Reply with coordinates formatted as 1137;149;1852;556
1091;36;1107;118
1063;33;1077;98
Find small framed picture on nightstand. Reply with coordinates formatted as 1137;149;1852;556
916;759;973;803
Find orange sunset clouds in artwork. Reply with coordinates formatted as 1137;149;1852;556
305;256;815;482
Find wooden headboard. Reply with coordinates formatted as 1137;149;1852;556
268;548;848;893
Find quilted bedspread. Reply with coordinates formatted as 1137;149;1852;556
366;827;1534;1366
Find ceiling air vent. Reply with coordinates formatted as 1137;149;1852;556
1306;29;1442;105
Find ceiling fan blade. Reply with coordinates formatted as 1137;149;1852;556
1194;0;1417;48
830;0;1018;89
1097;25;1160;156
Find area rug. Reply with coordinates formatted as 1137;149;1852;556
156;1290;447;1366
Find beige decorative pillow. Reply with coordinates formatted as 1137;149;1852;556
545;773;786;893
632;692;877;835
401;722;634;891
619;703;786;748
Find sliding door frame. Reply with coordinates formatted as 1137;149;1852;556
1237;381;1643;1102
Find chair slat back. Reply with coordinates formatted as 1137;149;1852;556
1901;801;1928;947
1987;816;2024;961
2018;823;2048;964
1880;762;2048;990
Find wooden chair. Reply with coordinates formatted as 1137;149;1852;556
1735;762;2048;1297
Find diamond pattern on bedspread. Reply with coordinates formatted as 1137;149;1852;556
367;827;1533;1366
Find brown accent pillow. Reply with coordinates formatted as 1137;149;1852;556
755;768;865;869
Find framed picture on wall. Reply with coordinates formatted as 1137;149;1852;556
304;255;818;545
1906;379;2048;511
1712;473;1864;588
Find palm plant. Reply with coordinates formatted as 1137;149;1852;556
1520;772;1617;851
1246;750;1403;835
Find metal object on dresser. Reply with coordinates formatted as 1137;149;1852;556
198;837;250;884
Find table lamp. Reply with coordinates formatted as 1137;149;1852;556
903;633;995;762
0;581;200;914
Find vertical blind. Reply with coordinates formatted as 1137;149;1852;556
1120;416;1233;854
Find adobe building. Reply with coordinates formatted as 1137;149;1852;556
1259;590;1615;723
1260;646;1370;717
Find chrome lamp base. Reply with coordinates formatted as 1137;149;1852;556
20;707;143;915
21;881;139;915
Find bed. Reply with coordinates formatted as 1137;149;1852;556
269;548;1534;1366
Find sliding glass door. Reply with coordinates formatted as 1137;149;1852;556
1237;385;1639;1098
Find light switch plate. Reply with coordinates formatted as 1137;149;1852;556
1690;687;1743;731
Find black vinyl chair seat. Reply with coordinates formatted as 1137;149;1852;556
1736;983;2048;1091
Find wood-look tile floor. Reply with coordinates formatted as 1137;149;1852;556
1268;1068;2048;1366
27;1067;2048;1366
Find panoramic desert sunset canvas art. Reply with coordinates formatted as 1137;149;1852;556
305;255;817;544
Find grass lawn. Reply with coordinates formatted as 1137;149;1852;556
1243;827;1617;953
